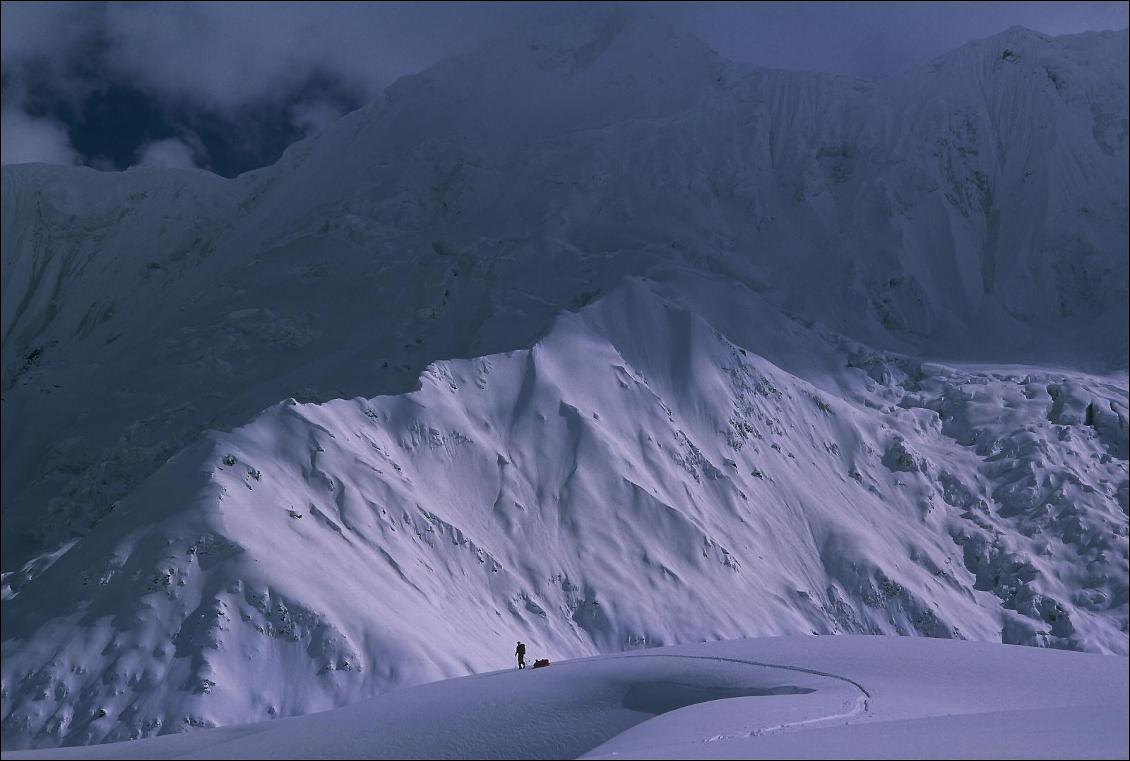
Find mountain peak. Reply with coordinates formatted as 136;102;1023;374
358;7;723;148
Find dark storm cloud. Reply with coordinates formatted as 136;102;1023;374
2;2;1126;174
1;2;586;174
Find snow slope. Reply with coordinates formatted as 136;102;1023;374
2;276;1126;748
2;10;1128;751
2;637;1126;759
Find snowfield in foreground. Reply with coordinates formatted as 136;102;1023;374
2;636;1126;760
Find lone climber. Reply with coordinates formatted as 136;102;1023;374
516;641;526;669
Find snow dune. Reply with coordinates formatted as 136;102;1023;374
2;636;1125;759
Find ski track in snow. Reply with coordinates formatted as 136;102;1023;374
617;653;871;741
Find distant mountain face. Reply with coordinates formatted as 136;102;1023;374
1;13;1127;749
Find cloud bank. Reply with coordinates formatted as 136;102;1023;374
2;2;1126;176
1;107;82;167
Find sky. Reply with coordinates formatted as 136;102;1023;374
2;1;1127;177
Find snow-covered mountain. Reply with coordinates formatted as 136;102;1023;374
2;12;1127;749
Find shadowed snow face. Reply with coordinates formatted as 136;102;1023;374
620;681;814;714
2;3;1126;173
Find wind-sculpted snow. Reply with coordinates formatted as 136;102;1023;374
3;281;1126;748
1;11;1127;751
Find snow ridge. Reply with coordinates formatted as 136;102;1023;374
3;277;1126;748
